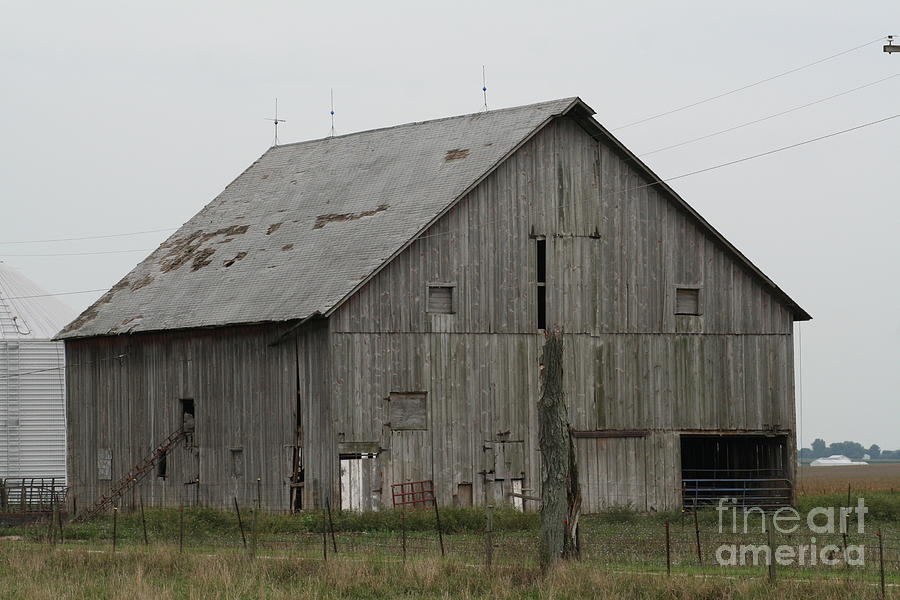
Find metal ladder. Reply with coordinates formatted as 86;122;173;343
0;295;22;478
76;426;187;521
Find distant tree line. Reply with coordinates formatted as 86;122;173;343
799;438;900;460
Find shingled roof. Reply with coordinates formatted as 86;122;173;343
58;96;809;339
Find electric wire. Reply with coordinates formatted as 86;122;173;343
639;72;900;156
611;35;888;131
0;228;176;246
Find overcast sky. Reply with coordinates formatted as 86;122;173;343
1;1;897;449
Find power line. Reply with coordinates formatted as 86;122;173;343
1;289;108;301
639;72;900;156
656;111;900;184
612;35;888;131
2;248;152;257
0;227;176;246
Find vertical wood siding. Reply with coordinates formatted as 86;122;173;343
328;115;796;511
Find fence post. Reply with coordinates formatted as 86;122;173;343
55;492;64;543
485;503;494;569
326;497;338;553
112;507;118;553
664;522;671;575
139;491;148;545
693;509;702;565
876;529;886;598
256;478;262;511
251;504;258;559
179;505;184;553
401;509;407;563
321;509;327;561
433;496;445;557
233;497;247;551
766;523;776;584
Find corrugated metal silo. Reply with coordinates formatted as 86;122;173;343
0;263;75;482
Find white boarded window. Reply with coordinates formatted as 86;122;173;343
675;287;701;315
389;393;427;430
427;285;454;314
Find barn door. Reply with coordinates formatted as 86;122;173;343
387;393;432;494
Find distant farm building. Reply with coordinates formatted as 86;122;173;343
58;98;810;515
0;263;74;484
810;455;867;466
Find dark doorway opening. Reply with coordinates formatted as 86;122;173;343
680;434;791;509
180;399;195;431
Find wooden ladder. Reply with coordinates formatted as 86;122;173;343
76;426;186;521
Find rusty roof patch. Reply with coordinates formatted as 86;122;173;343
130;275;154;292
313;204;389;230
159;225;249;273
190;247;216;271
445;148;470;160
59;278;131;334
223;251;248;268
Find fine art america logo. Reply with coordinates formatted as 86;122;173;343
714;497;868;567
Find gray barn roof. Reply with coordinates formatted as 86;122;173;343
58;96;809;339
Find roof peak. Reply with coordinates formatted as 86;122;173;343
271;97;582;150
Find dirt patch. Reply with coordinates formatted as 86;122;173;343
313;204;389;230
445;148;470;160
281;244;294;251
267;223;283;235
223;252;248;267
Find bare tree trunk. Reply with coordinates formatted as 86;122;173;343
538;331;581;570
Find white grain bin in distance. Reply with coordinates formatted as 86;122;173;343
0;263;76;482
809;455;868;466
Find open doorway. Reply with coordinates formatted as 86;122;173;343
680;434;791;509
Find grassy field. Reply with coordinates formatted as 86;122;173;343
1;487;899;598
0;545;895;599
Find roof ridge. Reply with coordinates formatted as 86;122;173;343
271;97;579;150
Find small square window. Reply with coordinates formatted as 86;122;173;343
389;393;428;430
675;287;701;315
427;285;454;313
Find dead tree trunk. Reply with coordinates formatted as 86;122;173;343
538;331;581;570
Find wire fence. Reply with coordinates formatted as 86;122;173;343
18;501;898;594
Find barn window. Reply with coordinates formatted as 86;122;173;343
536;239;546;329
157;450;168;479
97;448;112;481
389;393;427;430
675;287;701;315
427;285;454;313
230;448;243;478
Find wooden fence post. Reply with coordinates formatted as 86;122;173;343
139;492;148;545
485;503;494;568
112;507;118;553
693;510;702;565
766;523;776;584
326;497;338;553
664;522;671;575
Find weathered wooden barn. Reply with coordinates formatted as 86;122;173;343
58;97;810;514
